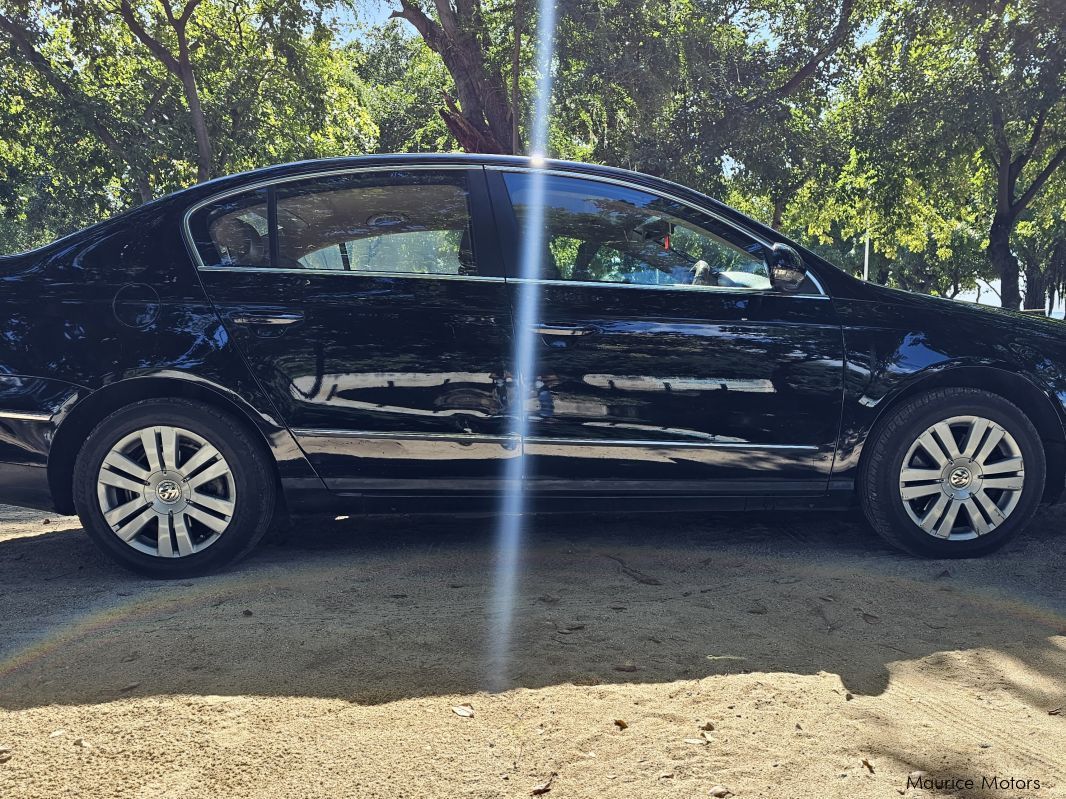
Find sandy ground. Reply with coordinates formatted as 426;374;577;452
0;503;1064;799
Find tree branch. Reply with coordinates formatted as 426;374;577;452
159;0;177;25
745;0;856;107
141;79;169;123
120;0;180;74
432;0;461;42
178;0;204;27
454;0;475;24
0;12;154;201
391;1;445;52
1013;104;1050;172
1014;145;1066;214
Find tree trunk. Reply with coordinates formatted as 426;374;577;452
989;211;1019;309
392;1;515;155
1023;263;1046;311
177;53;212;181
770;196;785;230
134;175;153;203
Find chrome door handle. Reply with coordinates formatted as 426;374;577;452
533;324;597;336
230;312;304;326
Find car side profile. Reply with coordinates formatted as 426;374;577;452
0;154;1062;576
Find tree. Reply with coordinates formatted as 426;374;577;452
851;0;1066;309
115;0;213;180
0;4;160;201
356;20;454;152
388;0;517;153
1014;178;1066;311
548;0;871;200
0;0;378;250
974;0;1066;309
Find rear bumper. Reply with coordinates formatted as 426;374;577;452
0;375;84;513
0;410;58;511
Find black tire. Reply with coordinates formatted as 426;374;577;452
72;398;277;577
860;388;1045;558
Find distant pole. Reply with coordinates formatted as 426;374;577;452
511;0;522;154
863;211;871;281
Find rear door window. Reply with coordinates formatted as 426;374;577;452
188;170;485;277
275;175;474;275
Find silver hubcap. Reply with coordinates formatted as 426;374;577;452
899;415;1025;540
96;425;236;558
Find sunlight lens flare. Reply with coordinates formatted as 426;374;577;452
487;0;557;692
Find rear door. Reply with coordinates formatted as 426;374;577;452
491;168;844;496
187;166;517;495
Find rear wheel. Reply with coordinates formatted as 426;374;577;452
73;398;276;577
860;388;1045;557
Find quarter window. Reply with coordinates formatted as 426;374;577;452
502;173;772;291
190;189;270;268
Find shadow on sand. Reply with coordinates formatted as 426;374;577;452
1;507;1064;711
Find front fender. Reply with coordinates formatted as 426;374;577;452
831;299;1066;493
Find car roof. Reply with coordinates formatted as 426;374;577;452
172;152;771;238
185;153;693;200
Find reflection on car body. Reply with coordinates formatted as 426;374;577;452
0;154;1063;574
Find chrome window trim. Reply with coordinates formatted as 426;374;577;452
488;164;829;299
804;270;827;295
183;161;829;299
290;428;817;451
0;409;51;422
506;276;829;299
196;265;506;283
195;264;826;297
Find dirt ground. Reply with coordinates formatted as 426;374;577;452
0;503;1064;799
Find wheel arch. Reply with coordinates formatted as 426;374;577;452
48;376;283;515
859;365;1066;503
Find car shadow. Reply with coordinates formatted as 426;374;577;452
0;505;1064;711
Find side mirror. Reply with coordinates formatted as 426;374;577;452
767;242;807;293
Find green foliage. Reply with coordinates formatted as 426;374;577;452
0;0;378;249
356;20;453;152
0;0;1063;312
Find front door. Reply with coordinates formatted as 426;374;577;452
188;166;516;494
492;169;843;495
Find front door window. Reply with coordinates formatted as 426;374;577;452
502;173;772;290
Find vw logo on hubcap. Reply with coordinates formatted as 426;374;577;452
948;467;972;489
156;479;182;504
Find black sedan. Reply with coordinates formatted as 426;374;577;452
0;154;1061;576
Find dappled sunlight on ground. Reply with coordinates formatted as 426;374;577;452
1;506;1064;797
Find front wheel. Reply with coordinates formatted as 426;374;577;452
860;388;1045;558
73;398;277;577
